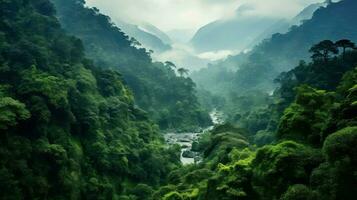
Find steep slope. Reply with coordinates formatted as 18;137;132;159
154;45;357;200
291;1;328;25
51;0;211;130
249;1;328;49
190;5;279;53
116;20;171;53
139;22;172;45
0;0;180;199
250;0;355;72
194;0;357;96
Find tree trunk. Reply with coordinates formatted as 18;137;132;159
324;50;329;62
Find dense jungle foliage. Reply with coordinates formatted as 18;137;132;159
50;0;211;131
153;43;357;200
0;0;356;200
0;0;181;199
192;0;357;111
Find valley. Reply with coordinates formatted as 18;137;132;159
0;0;356;199
164;110;225;165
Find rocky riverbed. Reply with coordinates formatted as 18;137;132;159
164;132;203;164
164;110;224;165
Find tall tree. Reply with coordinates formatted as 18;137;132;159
335;39;356;59
177;68;189;77
309;40;339;62
164;61;177;70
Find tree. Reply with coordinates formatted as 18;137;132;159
252;141;322;199
177;68;189;77
280;184;315;200
0;97;30;130
335;39;356;59
309;40;339;62
316;127;357;199
130;37;141;47
164;61;177;70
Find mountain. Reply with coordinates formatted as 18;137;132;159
139;22;172;45
0;0;180;199
191;1;330;55
249;0;355;72
245;1;328;51
51;0;211;130
190;5;279;53
2;0;357;200
194;0;357;96
116;20;172;53
291;1;328;25
155;50;357;199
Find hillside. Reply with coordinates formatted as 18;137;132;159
154;42;357;200
190;5;279;53
51;0;211;131
116;20;171;53
0;0;180;199
248;1;328;49
193;0;357;96
139;22;172;45
1;0;356;200
250;0;356;72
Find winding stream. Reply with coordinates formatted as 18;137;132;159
164;109;225;165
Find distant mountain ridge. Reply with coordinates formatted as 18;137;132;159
246;1;328;50
249;0;356;72
193;0;357;95
51;0;211;130
139;22;172;45
116;20;172;53
190;7;279;53
291;1;328;25
190;1;330;54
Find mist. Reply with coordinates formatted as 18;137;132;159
84;0;326;71
86;0;322;32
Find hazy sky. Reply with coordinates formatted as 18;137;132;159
86;0;322;32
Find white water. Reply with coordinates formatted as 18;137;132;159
164;109;224;165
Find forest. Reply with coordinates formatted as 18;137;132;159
0;0;356;199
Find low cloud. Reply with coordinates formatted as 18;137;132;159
84;0;325;71
197;50;234;61
152;43;210;72
85;0;322;32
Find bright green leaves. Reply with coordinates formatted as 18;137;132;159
200;124;251;167
51;0;211;131
309;127;357;200
95;69;131;100
252;141;322;199
278;85;334;145
18;68;73;108
323;126;357;163
278;104;308;140
294;85;333;107
0;0;182;199
163;192;184;200
0;96;30;129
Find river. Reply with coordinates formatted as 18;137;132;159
164;109;224;165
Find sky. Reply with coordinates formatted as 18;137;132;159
85;0;325;71
86;0;323;32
